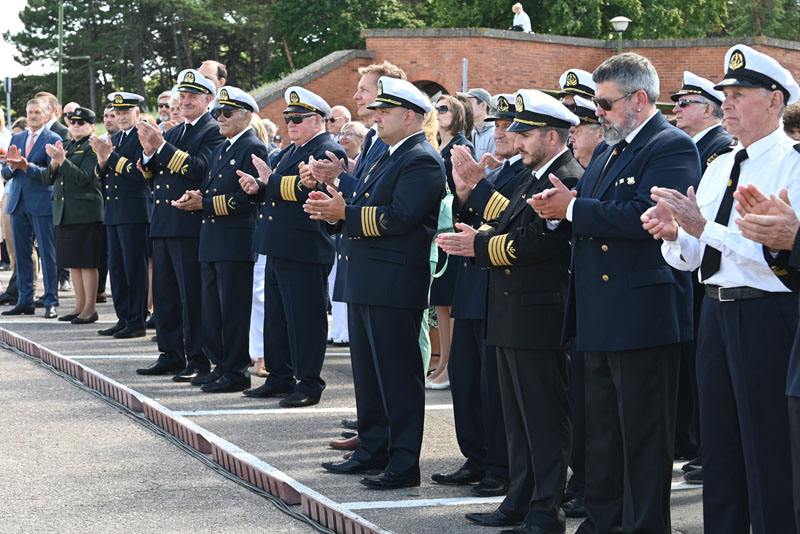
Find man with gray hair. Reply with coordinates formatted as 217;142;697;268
530;53;701;534
156;91;172;126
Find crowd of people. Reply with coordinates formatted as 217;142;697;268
2;43;800;534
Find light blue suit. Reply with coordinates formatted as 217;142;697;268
1;128;62;307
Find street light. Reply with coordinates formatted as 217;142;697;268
610;16;631;55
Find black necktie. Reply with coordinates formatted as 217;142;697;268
700;149;749;281
180;123;192;144
592;140;628;197
218;140;231;161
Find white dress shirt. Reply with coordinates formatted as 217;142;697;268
661;127;800;291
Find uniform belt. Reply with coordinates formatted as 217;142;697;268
705;284;774;302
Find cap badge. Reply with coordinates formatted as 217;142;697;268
220;89;229;101
114;94;123;104
515;94;524;113
497;96;509;112
184;71;195;83
566;72;578;87
377;81;383;95
729;50;745;71
289;91;300;103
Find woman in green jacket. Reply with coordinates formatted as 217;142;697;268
42;107;104;324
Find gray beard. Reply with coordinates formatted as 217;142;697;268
599;107;639;144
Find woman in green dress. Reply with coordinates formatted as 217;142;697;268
42;107;104;324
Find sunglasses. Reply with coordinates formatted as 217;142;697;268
676;99;707;108
591;92;635;111
284;114;316;125
435;105;451;114
214;109;236;119
158;103;170;108
71;119;87;126
327;116;346;123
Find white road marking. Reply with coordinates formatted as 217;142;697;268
176;404;455;417
70;354;155;360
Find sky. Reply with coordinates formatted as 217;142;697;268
1;0;56;79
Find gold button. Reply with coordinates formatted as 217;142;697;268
159;171;164;175
212;219;215;223
156;185;160;189
345;255;349;261
105;185;109;189
365;193;370;198
114;185;118;189
504;268;511;275
338;254;342;260
602;275;609;282
259;214;263;219
156;200;160;204
106;196;110;200
115;196;119;200
61;197;65;201
468;208;473;212
601;245;608;252
166;184;170;189
271;202;276;207
352;192;356;197
463;262;468;267
202;219;206;224
218;174;222;178
503;291;510;296
268;216;273;221
205;189;209;193
213;189;217;192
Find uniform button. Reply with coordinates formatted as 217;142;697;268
602;275;609;282
202;219;206;224
105;185;109;189
365;193;370;198
61;197;65;201
503;291;510;296
338;254;342;260
156;185;160;189
114;185;118;189
463;261;468;268
345;256;349;261
213;189;217;192
205;189;209;193
115;196;119;200
504;268;511;275
352;192;356;197
156;200;160;204
159;171;164;175
166;184;170;189
268;216;273;221
106;196;110;200
468;208;473;212
601;245;608;252
218;174;222;178
261;202;265;206
568;240;572;246
271;202;276;207
259;214;263;219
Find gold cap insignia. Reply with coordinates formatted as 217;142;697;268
377;81;383;95
289;91;300;103
497;96;509;112
515;94;524;113
114;94;123;104
729;50;745;71
220;88;229;101
184;71;195;83
566;72;579;87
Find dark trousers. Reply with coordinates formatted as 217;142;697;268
262;257;329;398
349;303;424;477
697;294;796;534
449;318;508;478
201;260;254;380
566;348;586;500
12;211;57;307
152;237;207;371
97;223;108;294
579;344;680;534
789;395;800;532
675;279;704;459
107;223;148;330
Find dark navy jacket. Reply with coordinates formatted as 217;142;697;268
142;113;225;238
696;125;733;173
2;128;61;217
96;127;150;225
199;128;268;263
252;131;347;265
565;112;701;351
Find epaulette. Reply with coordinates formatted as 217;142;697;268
706;144;735;166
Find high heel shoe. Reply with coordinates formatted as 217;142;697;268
71;312;99;324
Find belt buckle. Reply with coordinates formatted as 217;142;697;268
717;286;735;302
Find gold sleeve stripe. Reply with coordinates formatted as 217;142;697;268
488;234;512;266
484;191;509;221
115;157;129;175
478;224;492;232
166;151;180;172
369;207;381;236
280;176;298;201
175;151;190;173
94;166;102;179
213;195;229;216
142;168;153;179
168;150;190;173
360;206;381;237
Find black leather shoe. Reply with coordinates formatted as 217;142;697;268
681;457;702;472
321;457;386;474
684;467;703;484
34;297;45;308
95;293;107;303
471;474;509;496
341;431;357;439
562;496;587;518
113;327;146;339
360;471;420;490
0;292;17;305
500;526;565;534
201;375;251;393
279;391;320;407
190;370;222;385
136;361;185;376
98;323;125;336
59;313;79;322
44;305;58;319
145;312;156;329
173;367;210;383
71;313;98;324
465;509;524;527
243;383;292;398
341;419;358;430
2;304;35;316
431;466;483;485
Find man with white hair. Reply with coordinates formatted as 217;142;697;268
326;105;351;142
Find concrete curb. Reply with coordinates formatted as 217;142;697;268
0;326;390;534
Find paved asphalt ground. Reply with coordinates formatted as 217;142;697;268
0;272;705;533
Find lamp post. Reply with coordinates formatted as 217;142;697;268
610;16;631;55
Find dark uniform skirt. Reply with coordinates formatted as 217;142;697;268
430;248;457;306
55;222;103;269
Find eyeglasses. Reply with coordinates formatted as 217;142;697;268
435;105;451;114
340;131;362;138
214;109;236;119
158;103;170;109
71;119;86;126
327;116;346;123
591;92;635;111
284;114;315;125
676;99;707;108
